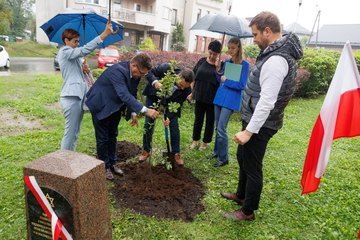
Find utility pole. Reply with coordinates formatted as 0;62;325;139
292;0;303;33
307;9;321;47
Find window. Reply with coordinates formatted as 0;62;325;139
162;7;171;20
134;3;141;11
114;0;121;4
197;9;202;21
171;9;177;25
76;0;100;5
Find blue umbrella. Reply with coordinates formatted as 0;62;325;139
40;12;124;48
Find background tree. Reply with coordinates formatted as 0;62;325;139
5;0;34;37
0;0;12;35
170;23;185;52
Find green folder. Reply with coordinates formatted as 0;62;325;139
224;62;242;82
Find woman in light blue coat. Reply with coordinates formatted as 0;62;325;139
58;22;113;151
213;37;250;167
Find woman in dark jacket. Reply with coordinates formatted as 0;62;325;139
188;40;222;151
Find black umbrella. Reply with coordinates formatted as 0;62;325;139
190;13;252;40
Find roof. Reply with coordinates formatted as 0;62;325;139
284;22;311;35
308;24;360;47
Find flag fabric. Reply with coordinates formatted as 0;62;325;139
301;42;360;194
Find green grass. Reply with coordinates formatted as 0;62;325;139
0;73;359;239
0;41;58;57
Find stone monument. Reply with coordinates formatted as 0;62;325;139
24;150;112;239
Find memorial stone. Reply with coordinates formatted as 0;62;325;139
24;150;112;239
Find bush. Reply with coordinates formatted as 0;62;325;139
119;51;204;70
354;50;360;71
296;47;340;97
92;68;106;79
294;68;311;97
243;44;260;59
138;37;157;51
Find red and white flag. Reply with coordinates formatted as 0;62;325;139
301;42;360;194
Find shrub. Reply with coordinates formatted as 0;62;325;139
92;68;106;79
243;44;260;59
119;51;204;70
138;37;157;51
296;47;340;97
293;68;311;97
354;50;360;71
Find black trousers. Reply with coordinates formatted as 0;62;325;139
192;100;215;143
91;110;121;169
236;121;277;214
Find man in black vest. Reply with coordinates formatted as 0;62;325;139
221;11;303;221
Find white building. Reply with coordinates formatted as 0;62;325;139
35;0;230;52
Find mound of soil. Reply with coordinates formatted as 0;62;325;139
112;163;205;221
116;141;142;161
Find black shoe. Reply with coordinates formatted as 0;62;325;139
214;160;228;167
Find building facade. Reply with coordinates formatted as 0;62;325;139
35;0;229;52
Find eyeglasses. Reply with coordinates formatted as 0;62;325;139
136;64;148;75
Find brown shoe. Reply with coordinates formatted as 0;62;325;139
174;153;184;166
220;192;244;205
139;150;150;162
223;209;255;221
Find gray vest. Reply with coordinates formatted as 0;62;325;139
241;34;303;130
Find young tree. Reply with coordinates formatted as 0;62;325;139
5;0;34;37
171;23;185;52
0;0;11;35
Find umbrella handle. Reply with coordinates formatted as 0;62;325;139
108;0;119;35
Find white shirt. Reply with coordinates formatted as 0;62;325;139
246;55;289;134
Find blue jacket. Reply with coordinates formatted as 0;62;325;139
85;61;143;120
213;59;250;111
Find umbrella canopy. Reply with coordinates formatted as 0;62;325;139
190;13;253;38
40;12;124;48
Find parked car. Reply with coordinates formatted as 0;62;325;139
97;47;120;69
54;52;60;71
0;45;10;69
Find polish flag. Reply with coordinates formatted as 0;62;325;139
301;42;360;194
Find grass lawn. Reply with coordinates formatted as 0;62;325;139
1;41;58;57
0;73;359;239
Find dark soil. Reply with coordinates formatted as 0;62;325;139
116;141;142;161
111;163;205;222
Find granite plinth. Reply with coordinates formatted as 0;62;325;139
24;150;112;239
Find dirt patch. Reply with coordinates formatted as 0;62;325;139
116;140;142;161
0;108;43;136
111;163;205;221
44;101;62;112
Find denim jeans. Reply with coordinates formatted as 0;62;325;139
143;96;180;153
143;116;180;154
214;105;233;163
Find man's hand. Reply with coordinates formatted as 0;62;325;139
154;81;162;90
233;130;253;145
145;108;159;119
130;114;139;127
186;93;193;102
163;118;170;127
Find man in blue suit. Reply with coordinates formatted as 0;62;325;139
86;53;159;180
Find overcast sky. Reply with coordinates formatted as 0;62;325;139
231;0;360;31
